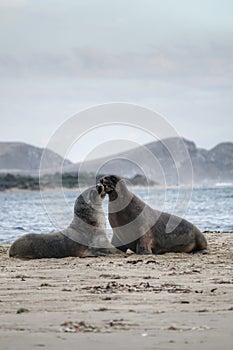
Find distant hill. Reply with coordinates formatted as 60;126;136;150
0;139;232;185
0;142;72;175
64;138;233;186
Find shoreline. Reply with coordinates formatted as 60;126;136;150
1;183;233;194
1;231;232;245
0;231;232;350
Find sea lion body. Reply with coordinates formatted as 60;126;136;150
9;185;119;259
99;175;208;254
9;231;89;259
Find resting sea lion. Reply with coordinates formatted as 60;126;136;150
9;184;119;259
99;175;208;254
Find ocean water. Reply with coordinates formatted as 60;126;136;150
0;186;232;243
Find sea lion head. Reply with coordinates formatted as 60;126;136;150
74;185;106;216
99;174;123;194
98;175;131;206
96;183;106;199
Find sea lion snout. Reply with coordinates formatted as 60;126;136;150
96;183;106;199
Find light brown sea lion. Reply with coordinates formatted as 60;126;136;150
99;175;208;254
9;184;119;259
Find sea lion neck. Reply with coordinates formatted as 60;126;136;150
108;190;118;201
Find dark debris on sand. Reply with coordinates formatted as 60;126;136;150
82;281;192;294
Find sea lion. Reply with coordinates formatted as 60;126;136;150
99;175;208;254
9;184;119;259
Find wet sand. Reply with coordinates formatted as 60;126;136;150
0;231;232;350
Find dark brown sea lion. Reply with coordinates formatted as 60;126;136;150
9;184;119;259
99;175;208;254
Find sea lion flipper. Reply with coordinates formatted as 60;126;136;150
111;233;128;253
136;235;153;254
192;249;209;255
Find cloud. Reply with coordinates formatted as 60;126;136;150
0;0;29;7
0;43;232;90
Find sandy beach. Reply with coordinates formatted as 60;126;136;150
0;231;232;350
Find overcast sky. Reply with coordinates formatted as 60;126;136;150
0;0;232;161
